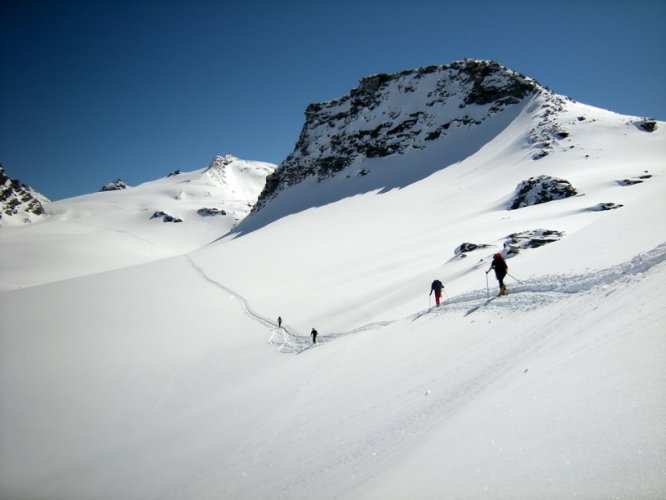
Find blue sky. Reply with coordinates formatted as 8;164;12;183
1;0;665;200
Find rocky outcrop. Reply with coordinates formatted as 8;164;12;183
0;165;49;226
100;179;130;192
634;118;657;132
253;60;547;213
150;211;182;223
503;229;564;255
197;208;227;217
204;154;236;186
509;175;578;210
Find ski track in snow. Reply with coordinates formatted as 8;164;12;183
186;256;310;353
188;243;666;355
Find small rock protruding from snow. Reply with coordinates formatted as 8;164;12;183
150;211;182;223
634;118;657;133
509;175;578;210
100;179;130;192
503;229;564;255
616;172;652;186
588;202;624;211
454;242;492;256
197;208;227;217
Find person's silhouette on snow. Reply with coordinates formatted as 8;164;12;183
311;328;318;344
277;316;282;328
430;279;445;306
487;253;508;296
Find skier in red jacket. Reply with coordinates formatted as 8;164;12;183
430;279;445;306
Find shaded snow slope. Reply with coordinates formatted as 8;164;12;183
0;155;275;290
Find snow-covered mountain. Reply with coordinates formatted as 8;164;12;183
246;60;659;232
0;165;50;227
256;61;542;210
0;155;275;290
1;61;665;500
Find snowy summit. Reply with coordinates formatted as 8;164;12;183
1;60;665;500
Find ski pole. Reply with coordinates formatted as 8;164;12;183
485;272;489;299
508;273;523;283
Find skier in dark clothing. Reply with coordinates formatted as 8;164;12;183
311;328;318;344
487;253;508;296
430;279;445;306
277;316;282;328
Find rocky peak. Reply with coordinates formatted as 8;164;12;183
100;179;130;192
0;165;50;227
206;154;236;173
204;154;237;185
254;60;548;212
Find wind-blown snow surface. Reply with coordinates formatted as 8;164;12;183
1;96;665;499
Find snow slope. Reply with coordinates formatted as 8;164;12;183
1;64;665;499
0;155;275;290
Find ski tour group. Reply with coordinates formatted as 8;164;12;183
279;252;512;347
431;252;509;306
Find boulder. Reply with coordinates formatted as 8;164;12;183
509;175;578;210
503;229;564;255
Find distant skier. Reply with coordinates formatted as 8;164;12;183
487;253;508;296
311;328;318;344
278;316;282;329
429;279;445;307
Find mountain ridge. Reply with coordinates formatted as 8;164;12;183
252;60;562;215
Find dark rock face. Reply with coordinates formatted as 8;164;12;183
459;60;537;106
634;119;657;132
253;60;545;213
509;175;578;210
100;179;129;192
150;211;182;223
0;165;49;225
